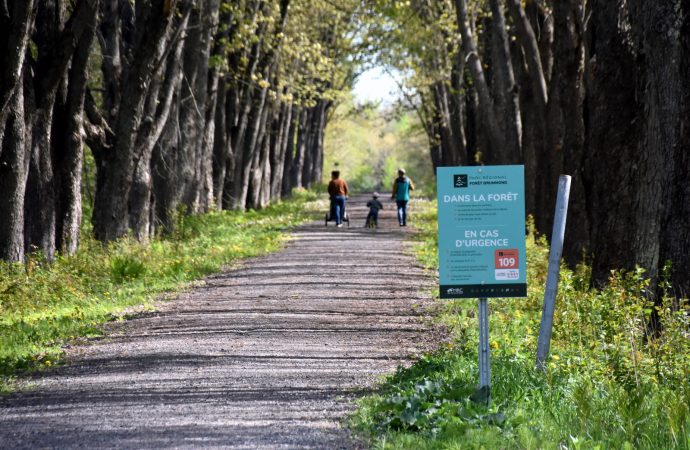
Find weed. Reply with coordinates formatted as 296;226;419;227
352;198;690;449
0;190;319;388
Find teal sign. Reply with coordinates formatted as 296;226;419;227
437;165;527;298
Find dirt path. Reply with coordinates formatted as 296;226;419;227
0;195;442;449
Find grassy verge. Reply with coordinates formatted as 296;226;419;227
0;190;324;391
351;198;690;449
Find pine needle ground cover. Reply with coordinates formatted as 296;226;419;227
0;191;322;391
352;199;690;449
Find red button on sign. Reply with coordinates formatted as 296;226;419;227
495;249;519;269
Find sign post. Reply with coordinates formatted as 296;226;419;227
437;165;527;402
536;175;571;370
478;297;491;390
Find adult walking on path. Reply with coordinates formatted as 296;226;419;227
0;196;440;449
391;168;415;226
328;170;349;227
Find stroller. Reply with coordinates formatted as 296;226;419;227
325;198;350;227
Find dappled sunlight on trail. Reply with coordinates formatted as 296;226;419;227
0;195;442;449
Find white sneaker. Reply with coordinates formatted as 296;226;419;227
336;224;343;227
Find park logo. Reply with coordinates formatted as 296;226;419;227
453;174;468;188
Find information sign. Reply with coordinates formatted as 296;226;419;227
437;165;527;298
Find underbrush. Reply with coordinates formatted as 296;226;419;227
352;199;690;449
0;191;321;390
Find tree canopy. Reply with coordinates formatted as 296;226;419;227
1;0;689;299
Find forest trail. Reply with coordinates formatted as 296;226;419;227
0;195;442;449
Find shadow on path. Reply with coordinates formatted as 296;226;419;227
0;194;441;449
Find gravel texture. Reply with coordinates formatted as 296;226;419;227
0;195;443;449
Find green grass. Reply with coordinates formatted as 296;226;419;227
351;198;690;449
0;190;323;390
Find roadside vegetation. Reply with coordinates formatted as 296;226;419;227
0;191;321;391
323;98;434;196
352;199;690;449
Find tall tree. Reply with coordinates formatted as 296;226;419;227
90;0;181;242
0;0;35;262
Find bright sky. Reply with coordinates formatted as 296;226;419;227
352;66;401;105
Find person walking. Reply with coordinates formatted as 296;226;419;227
328;170;349;227
391;168;414;226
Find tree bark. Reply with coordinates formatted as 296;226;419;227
151;91;182;234
54;14;96;255
234;86;268;209
660;0;690;298
453;0;507;161
0;0;35;143
270;97;292;201
281;104;299;197
130;7;190;239
212;79;230;210
585;0;643;285
247;94;272;209
552;0;587;263
628;0;683;289
507;0;548;112
0;81;30;262
178;0;216;213
92;0;178;242
24;0;100;259
487;0;521;163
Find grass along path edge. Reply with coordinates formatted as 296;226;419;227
350;198;690;449
0;191;325;391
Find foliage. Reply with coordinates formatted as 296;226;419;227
323;95;435;195
0;191;320;390
360;0;462;140
351;199;690;449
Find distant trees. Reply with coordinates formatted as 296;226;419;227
372;0;690;297
0;0;360;261
2;0;689;298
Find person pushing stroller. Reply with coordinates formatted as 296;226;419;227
327;170;349;227
365;192;384;228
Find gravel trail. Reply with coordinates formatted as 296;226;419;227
0;195;442;449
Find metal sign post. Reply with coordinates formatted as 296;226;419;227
536;175;571;370
478;297;491;401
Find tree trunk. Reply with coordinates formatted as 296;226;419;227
24;101;58;259
433;81;461;166
552;0;588;263
212;79;230;210
178;0;216;213
281;104;299;197
247;94;272;209
311;100;329;186
24;0;99;259
659;0;690;298
0;82;30;262
129;8;189;240
92;0;177;242
0;0;35;143
152;92;182;234
449;58;468;166
585;0;643;285
270;99;292;201
453;0;506;161
54;11;97;255
487;0;521;163
234;86;268;209
628;0;683;289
